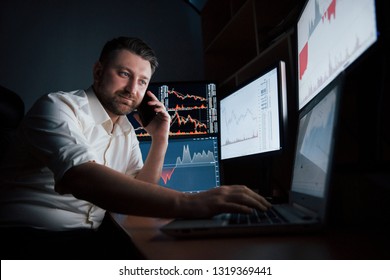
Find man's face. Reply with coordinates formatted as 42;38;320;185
93;49;152;120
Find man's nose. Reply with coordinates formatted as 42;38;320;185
125;80;137;94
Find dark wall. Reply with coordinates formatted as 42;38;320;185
0;0;204;110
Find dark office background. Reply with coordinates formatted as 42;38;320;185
0;0;205;110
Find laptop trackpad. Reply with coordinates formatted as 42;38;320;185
273;205;316;223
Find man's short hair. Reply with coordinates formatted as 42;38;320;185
99;37;159;74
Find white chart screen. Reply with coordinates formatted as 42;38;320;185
297;0;377;110
220;67;281;160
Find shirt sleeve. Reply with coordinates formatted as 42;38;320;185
125;129;144;178
21;92;99;183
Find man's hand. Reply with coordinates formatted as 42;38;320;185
179;185;272;218
134;91;170;140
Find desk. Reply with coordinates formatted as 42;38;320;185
111;214;390;260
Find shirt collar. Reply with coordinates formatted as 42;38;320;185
85;86;133;135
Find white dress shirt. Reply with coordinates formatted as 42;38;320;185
0;87;143;230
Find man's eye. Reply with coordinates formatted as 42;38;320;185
119;72;130;78
139;80;147;86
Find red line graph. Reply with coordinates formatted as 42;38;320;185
171;111;207;131
161;167;176;185
173;103;207;110
169;90;207;102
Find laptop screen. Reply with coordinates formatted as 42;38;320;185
139;136;220;193
291;75;342;200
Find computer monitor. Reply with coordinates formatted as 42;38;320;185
128;81;217;138
297;0;378;110
218;61;287;161
139;136;220;192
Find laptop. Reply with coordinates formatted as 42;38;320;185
160;74;344;237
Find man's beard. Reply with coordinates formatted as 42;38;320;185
99;90;137;116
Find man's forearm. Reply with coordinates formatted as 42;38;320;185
136;137;168;184
56;161;185;217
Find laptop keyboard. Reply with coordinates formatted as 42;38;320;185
228;208;285;225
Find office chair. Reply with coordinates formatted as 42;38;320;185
0;85;25;161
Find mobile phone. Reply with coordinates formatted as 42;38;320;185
137;93;156;127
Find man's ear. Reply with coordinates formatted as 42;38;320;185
93;61;103;83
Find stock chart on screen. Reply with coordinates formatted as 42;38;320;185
297;0;377;110
129;81;217;138
139;136;220;192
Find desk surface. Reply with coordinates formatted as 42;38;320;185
111;214;390;260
